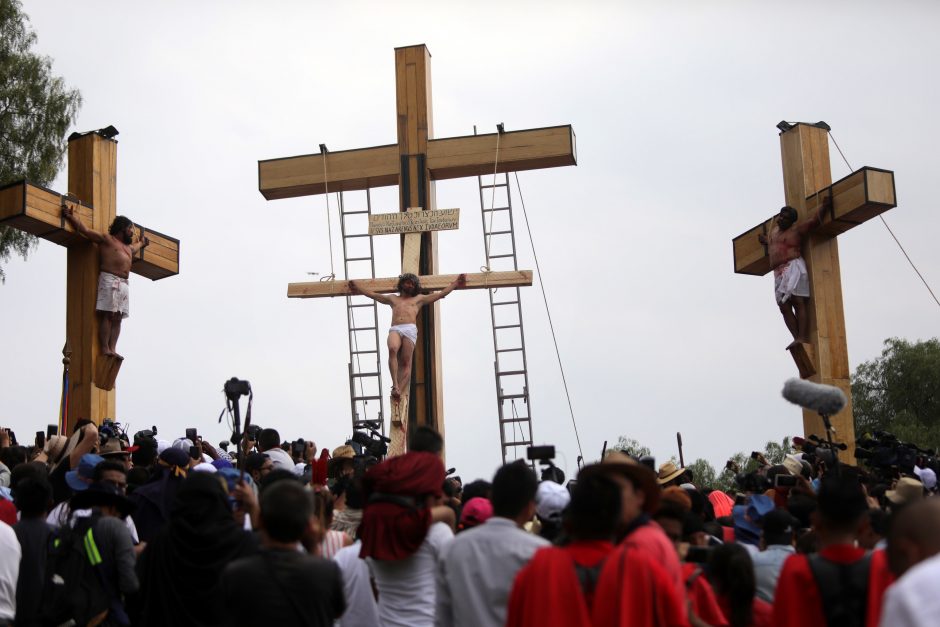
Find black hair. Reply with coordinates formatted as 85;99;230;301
245;452;269;475
409;426;443;454
708;543;757;627
258;428;281;452
126;466;150;494
779;205;798;221
397;272;421;292
260;480;312;543
564;472;622;541
817;469;868;532
258;469;301;496
131;439;157;468
10;461;48;489
462;479;492;503
109;215;133;236
491;460;538;519
786;493;817;529
344;476;366;510
0;446;27;471
93;460;127;481
12;477;53;518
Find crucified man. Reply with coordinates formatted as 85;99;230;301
758;197;829;350
349;273;466;403
62;203;149;359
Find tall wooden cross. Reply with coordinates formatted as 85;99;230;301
732;122;897;458
0;128;180;432
258;44;576;452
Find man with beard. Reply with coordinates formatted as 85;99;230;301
62;206;149;359
349;272;465;402
757;199;828;349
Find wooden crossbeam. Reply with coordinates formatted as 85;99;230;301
258;125;576;200
287;270;532;298
0;180;180;280
732;167;896;276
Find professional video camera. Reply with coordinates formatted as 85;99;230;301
792;434;846;470
528;445;565;485
854;430;937;481
348;424;390;460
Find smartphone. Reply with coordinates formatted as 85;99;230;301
775;474;798;488
36;431;46;448
526;445;556;461
47;424;58;438
185;428;197;442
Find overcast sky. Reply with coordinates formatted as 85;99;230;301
2;0;938;482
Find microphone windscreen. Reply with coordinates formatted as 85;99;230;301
782;378;847;415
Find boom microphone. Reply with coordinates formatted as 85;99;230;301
782;378;847;416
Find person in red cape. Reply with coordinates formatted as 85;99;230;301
358;450;446;560
773;469;894;627
507;469;624;626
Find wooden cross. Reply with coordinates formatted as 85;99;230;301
0;128;180;432
732;122;897;457
258;44;576;452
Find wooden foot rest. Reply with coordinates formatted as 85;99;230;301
788;342;816;379
94;355;123;391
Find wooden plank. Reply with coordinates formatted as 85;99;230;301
788;342;816;378
131;225;180;280
257;126;577;201
287;270;532;298
258;144;399;200
427;126;577;180
94;354;123;391
369;208;459;235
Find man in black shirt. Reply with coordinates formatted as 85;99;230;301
222;481;345;626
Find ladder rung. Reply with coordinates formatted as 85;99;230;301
349;303;375;308
493;324;521;330
485;229;512;236
351;350;378;355
343;210;370;215
346;256;372;262
492;300;520;306
488;253;515;260
351;372;381;378
350;326;377;332
496;347;523;353
480;183;509;189
504;441;532;447
501;417;531;423
352;395;383;401
482;207;509;213
497;369;527;377
500;393;528;400
344;233;371;239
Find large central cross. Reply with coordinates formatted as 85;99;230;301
258;45;576;451
732;123;896;458
0;128;180;431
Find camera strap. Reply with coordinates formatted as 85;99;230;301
807;552;871;627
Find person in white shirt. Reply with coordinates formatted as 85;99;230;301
0;520;21;624
257;429;295;472
334;539;380;626
880;499;940;627
436;461;548;627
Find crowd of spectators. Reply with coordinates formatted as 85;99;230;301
0;419;939;627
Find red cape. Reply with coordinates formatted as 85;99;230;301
593;544;690;627
683;563;729;627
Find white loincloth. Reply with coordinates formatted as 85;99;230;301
389;323;417;345
96;271;130;318
774;257;809;305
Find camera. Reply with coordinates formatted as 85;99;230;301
291;438;306;458
350;429;389;459
224;377;251;400
774;474;798;488
246;424;262;441
527;445;565;484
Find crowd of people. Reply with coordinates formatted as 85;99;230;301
0;419;938;627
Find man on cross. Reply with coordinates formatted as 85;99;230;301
758;198;829;349
62;204;149;359
349;273;466;402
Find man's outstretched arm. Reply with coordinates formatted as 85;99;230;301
797;195;832;235
61;203;107;244
130;234;150;255
421;274;466;305
348;280;393;305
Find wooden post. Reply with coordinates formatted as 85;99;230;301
731;123;898;459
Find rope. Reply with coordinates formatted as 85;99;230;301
482;131;502;270
828;132;940;310
321;153;336;282
512;171;584;461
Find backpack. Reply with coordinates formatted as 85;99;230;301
807;552;873;627
40;513;111;627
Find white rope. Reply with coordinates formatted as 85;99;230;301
512;171;584;461
321;153;336;281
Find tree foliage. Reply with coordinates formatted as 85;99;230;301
853;337;940;450
613;436;651;459
0;0;81;281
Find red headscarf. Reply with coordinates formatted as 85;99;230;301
359;451;445;560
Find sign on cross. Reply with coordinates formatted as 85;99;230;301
732;122;897;459
0;128;180;431
258;44;576;454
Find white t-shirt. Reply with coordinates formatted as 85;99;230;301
368;522;453;627
879;552;940;627
47;501;140;544
0;521;20;620
333;540;380;627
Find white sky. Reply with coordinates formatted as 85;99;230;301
2;0;938;482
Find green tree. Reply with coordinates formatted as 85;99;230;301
0;0;81;281
853;338;940;450
686;458;717;490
